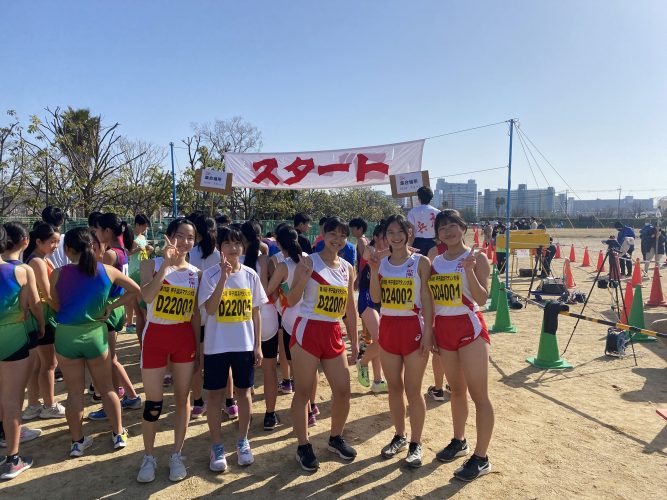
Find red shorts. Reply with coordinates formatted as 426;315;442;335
434;313;490;351
141;322;196;369
379;315;422;356
290;317;345;360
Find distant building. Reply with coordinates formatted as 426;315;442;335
479;184;556;218
433;178;478;216
566;196;654;217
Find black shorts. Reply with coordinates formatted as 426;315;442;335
2;341;30;362
282;330;292;361
37;323;56;346
412;237;436;256
262;334;278;359
200;326;205;343
27;329;39;350
204;351;255;390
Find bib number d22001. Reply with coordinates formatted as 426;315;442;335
381;277;414;310
315;285;347;318
429;273;463;307
154;285;196;321
217;288;252;323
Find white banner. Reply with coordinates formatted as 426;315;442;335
224;139;425;189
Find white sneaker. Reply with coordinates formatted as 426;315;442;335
371;380;388;393
40;402;66;419
169;453;187;481
137;455;157;483
69;435;94;457
22;404;43;420
0;427;43;447
209;443;227;472
237;438;254;466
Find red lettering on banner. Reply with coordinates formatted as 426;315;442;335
317;162;351;175
251;158;280;185
356;154;389;182
284;157;315;185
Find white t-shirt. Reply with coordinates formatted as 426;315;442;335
47;238;70;268
189;244;220;272
198;264;268;354
407;204;440;239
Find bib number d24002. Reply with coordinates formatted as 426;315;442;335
428;273;463;307
381;277;414;310
217;288;252;323
154;285;196;321
314;285;347;318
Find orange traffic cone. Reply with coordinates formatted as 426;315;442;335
564;258;576;288
595;250;605;272
492;246;498;265
555;243;562;259
486;243;493;259
474;229;480;246
621;282;634;324
630;258;642;287
581;247;591;267
646;265;667;307
569;244;576;263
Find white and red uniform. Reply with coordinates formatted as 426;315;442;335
377;253;424;356
279;252;309;336
291;253;351;360
430;250;490;351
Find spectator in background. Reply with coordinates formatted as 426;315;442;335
293;213;313;254
614;221;636;277
215;213;231;227
312;216;328;248
537;219;546;230
407;186;439;256
643;227;665;274
483;221;493;247
42;206;69;268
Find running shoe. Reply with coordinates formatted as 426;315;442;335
224;403;239;420
454;454;491;481
237;438;254;466
0;427;42;448
296;443;319;471
310;403;320;416
381;434;408;459
87;408;108;421
69;436;94;457
0;456;5;466
39;402;65;419
169;452;187;481
163;374;173;387
92;392;102;403
327;435;357;460
137;455;157;483
356;360;370;387
87;383;95;395
263;412;280;430
54;368;64;382
121;396;143;410
427;386;446;401
307;412;317;427
278;379;293;394
112;428;128;449
209;443;227;472
116;387;125;399
405;442;423;468
371;380;388;393
125;324;137;334
191;402;207;419
0;455;33;480
21;404;43;421
436;438;469;462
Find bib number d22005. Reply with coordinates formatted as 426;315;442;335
381;277;414;310
154;285;196;321
429;273;463;307
217;288;252;323
315;285;347;318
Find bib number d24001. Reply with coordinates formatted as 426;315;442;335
428;273;463;307
315;285;347;318
217;288;252;323
154;285;196;321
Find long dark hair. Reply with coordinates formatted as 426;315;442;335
194;216;216;259
216;225;243;247
165;218;196;238
240;220;261;271
24;222;57;262
276;225;302;263
64;227;97;276
97;212;133;249
0;225;7;254
3;222;29;253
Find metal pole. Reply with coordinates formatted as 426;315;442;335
505;119;515;284
45;156;49;207
170;142;177;218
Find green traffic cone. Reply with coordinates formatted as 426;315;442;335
489;285;517;333
628;284;656;343
486;267;500;312
527;301;572;369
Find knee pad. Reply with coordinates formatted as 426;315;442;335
143;400;163;422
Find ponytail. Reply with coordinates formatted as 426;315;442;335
194;217;216;259
240;220;261;271
24;222;57;263
64;227;97;276
121;221;134;250
276;225;302;264
3;222;29;252
98;212;132;250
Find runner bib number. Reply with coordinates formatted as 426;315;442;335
380;278;414;310
217;288;252;323
154;285;196;321
428;273;463;307
315;285;347;318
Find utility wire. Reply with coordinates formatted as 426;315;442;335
425;120;510;140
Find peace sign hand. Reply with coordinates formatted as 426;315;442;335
220;252;233;279
367;246;391;271
162;234;180;266
462;245;480;272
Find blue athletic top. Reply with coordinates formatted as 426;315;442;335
56;262;112;324
0;263;23;326
108;247;128;298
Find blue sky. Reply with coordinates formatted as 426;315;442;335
2;1;665;201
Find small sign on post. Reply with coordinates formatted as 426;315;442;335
389;170;429;198
194;168;233;195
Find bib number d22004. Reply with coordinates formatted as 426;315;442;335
154;285;196;321
381;277;414;310
429;273;463;307
315;285;347;318
217;288;252;323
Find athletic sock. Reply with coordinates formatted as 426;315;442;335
194;398;204;407
265;411;275;417
73;437;85;444
225;398;235;407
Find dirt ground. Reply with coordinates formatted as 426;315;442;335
2;228;666;499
